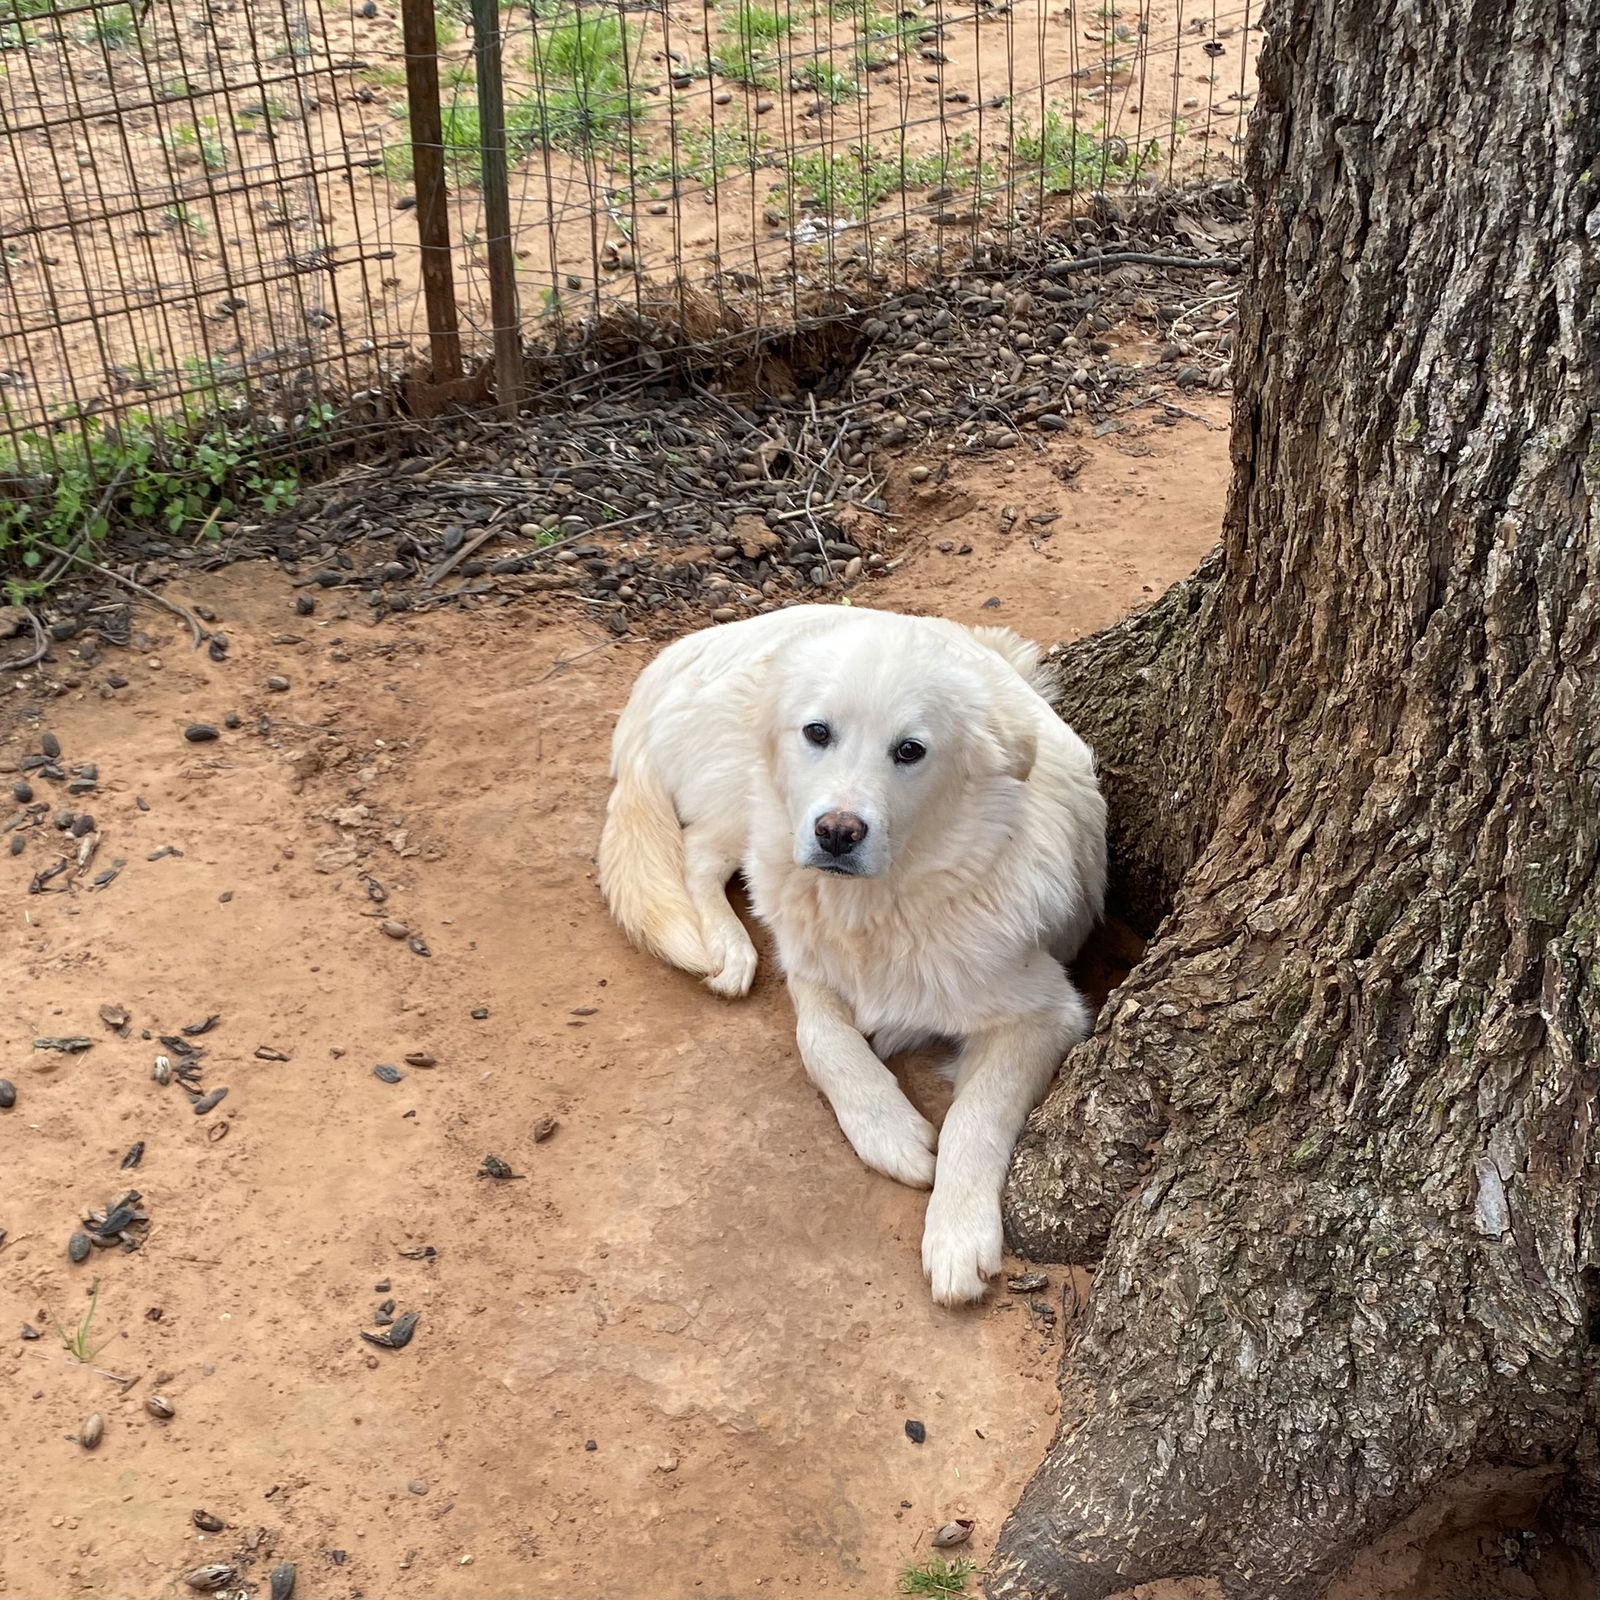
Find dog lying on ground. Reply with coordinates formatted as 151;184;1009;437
598;604;1106;1304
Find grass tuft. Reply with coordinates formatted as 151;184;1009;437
795;57;859;104
784;138;977;219
718;0;794;86
54;1279;107;1363
1012;110;1158;193
899;1557;977;1598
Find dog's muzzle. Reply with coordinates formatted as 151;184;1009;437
806;810;868;874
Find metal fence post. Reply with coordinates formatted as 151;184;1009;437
401;0;464;386
470;0;523;417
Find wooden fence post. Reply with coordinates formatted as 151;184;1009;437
471;0;523;416
400;0;463;386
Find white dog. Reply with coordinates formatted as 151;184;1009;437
598;604;1106;1304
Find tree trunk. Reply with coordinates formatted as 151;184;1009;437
991;3;1600;1597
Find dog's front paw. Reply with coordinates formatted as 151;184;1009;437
701;929;758;999
921;1192;1003;1306
837;1097;938;1189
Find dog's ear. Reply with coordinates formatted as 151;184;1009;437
988;695;1037;783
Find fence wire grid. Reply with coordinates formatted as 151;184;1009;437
0;0;1260;516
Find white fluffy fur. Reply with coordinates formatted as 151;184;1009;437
598;604;1106;1305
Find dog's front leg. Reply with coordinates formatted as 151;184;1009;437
923;995;1088;1305
788;977;937;1189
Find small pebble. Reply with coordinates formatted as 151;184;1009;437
80;1412;104;1449
191;1087;228;1115
223;712;242;730
408;935;431;957
373;1064;404;1084
191;1510;226;1533
0;1079;14;1110
470;1006;489;1020
68;1230;92;1263
41;732;61;759
11;780;32;803
7;836;21;856
404;1052;436;1068
532;1115;559;1143
905;1418;927;1444
183;724;219;743
265;676;290;692
407;1478;429;1495
270;1562;297;1600
374;1278;391;1293
381;920;409;940
146;1394;175;1418
584;1439;597;1452
19;1323;42;1340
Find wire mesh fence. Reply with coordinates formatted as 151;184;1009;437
458;0;1259;341
0;0;1259;561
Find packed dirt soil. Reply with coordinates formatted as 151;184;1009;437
4;399;1590;1600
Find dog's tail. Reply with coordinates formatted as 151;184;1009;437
968;624;1060;701
598;755;711;977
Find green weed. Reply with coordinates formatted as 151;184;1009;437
54;1279;107;1363
162;116;229;173
795;57;858;104
898;1557;977;1599
161;202;207;234
846;0;923;66
784;139;972;218
638;122;770;187
1012;109;1157;193
525;6;641;152
0;397;330;597
82;3;134;48
718;0;793;86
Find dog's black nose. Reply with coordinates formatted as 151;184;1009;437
815;811;868;857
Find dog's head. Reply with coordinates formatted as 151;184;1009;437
760;618;1037;879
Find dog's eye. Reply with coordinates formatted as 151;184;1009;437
893;739;927;765
803;722;831;748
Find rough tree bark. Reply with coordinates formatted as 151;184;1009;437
991;3;1600;1597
